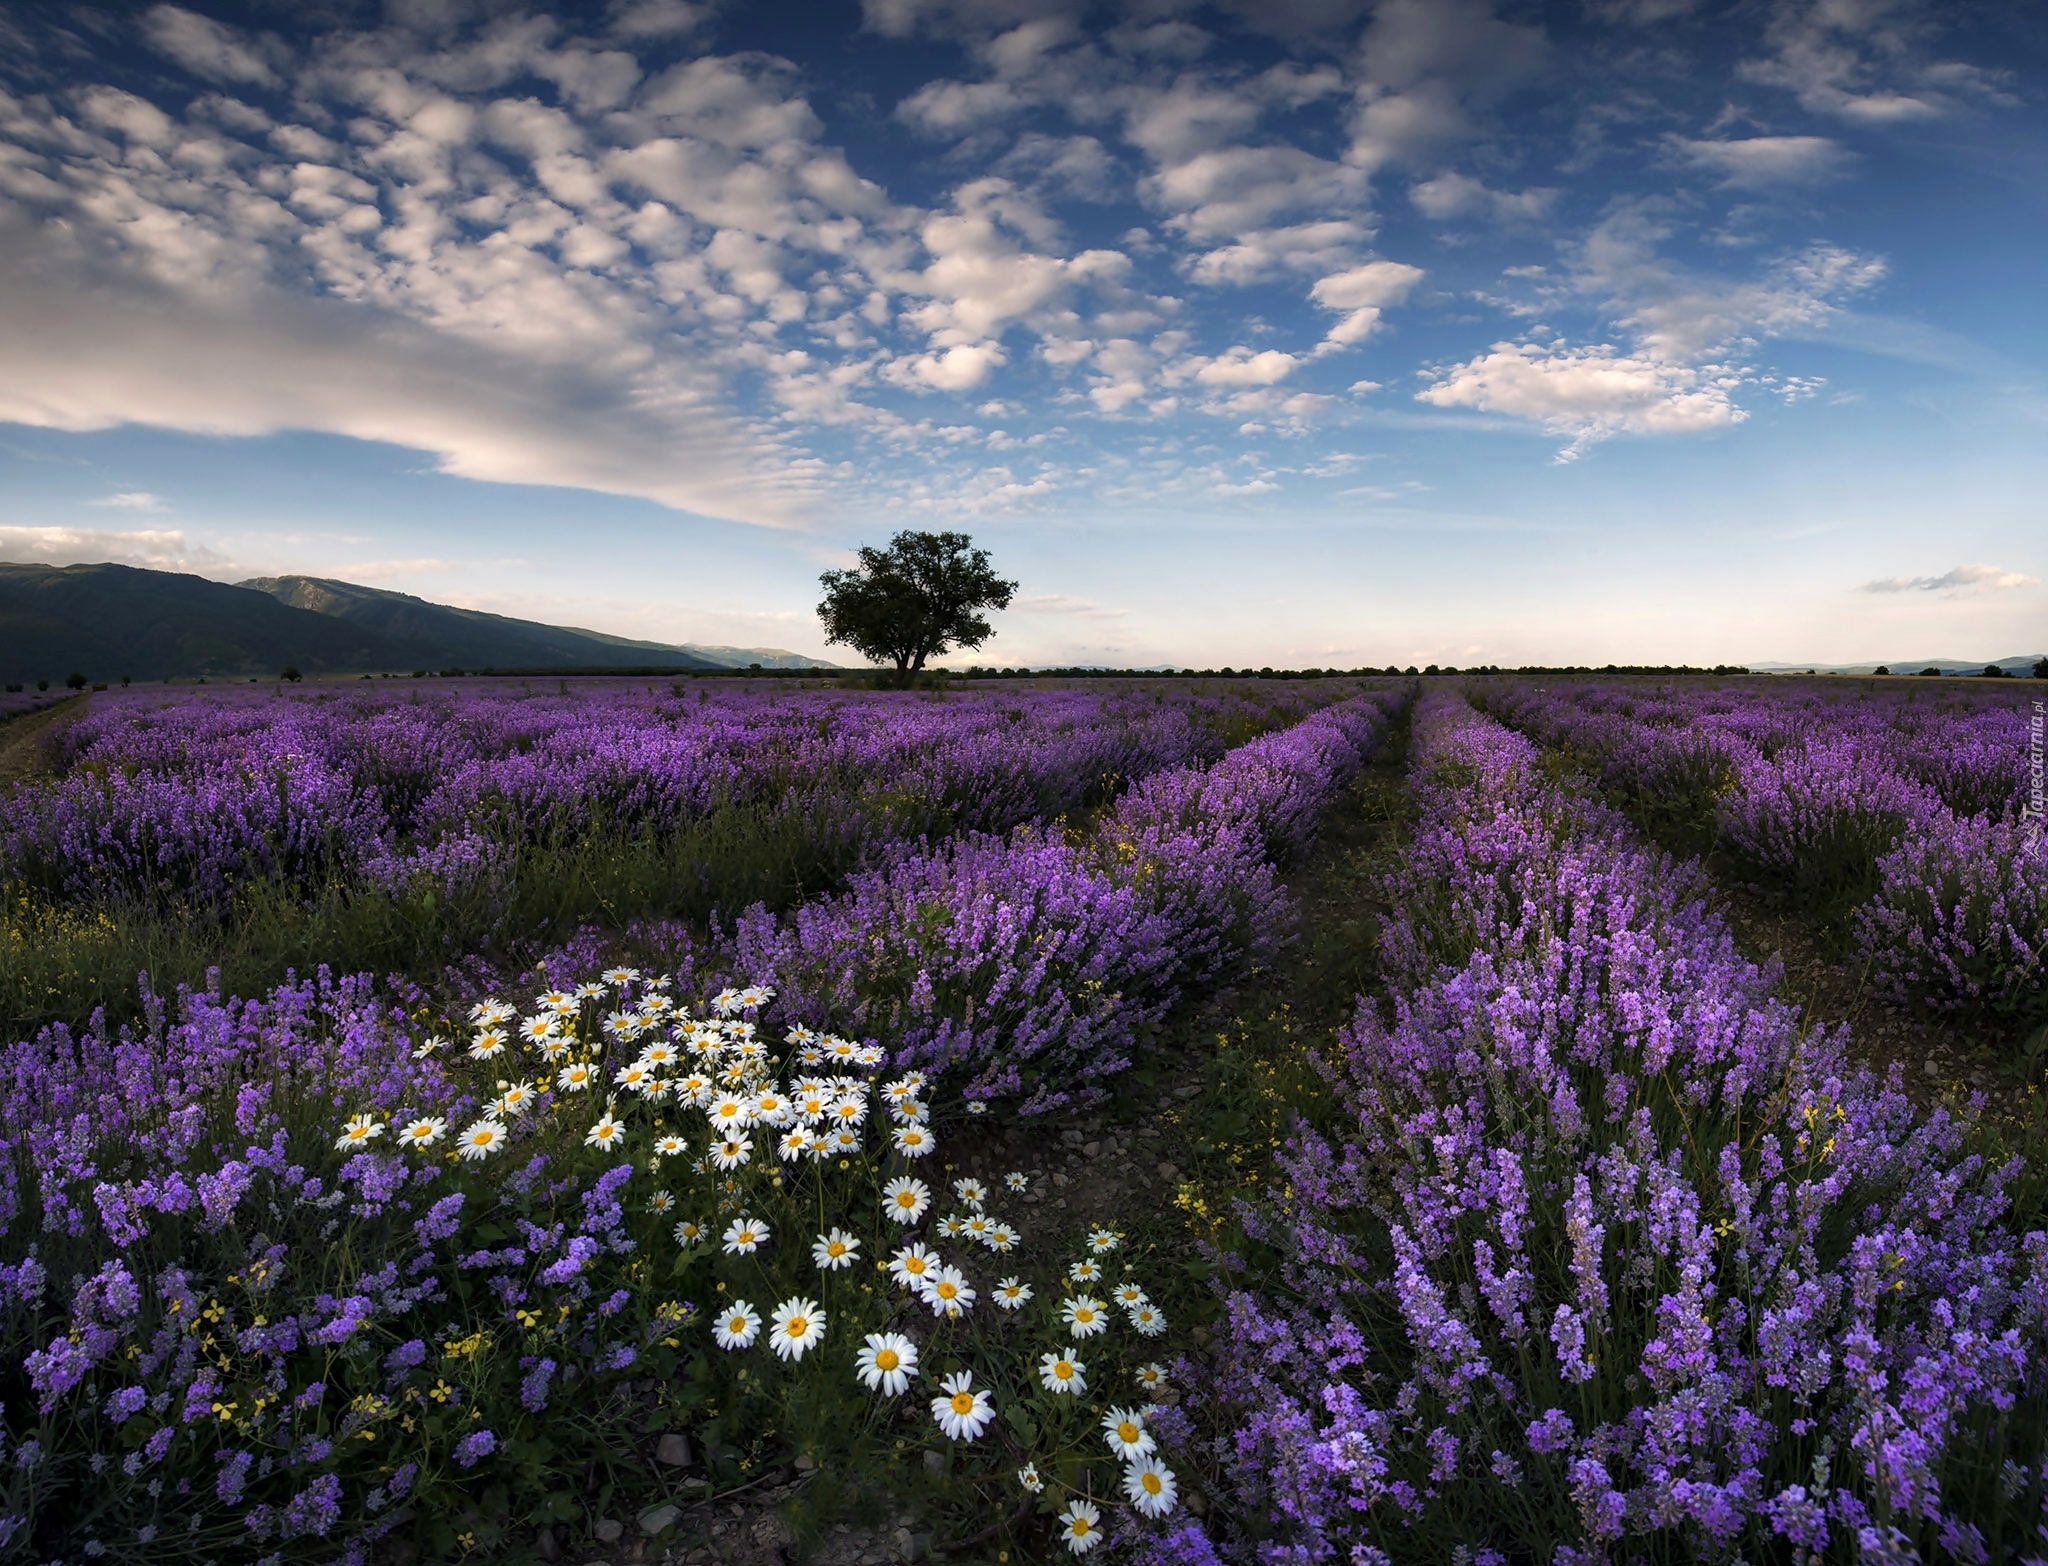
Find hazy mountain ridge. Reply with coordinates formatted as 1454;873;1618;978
0;563;835;681
1750;656;2045;675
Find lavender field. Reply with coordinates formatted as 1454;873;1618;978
0;674;2043;1563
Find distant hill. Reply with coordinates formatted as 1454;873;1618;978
0;563;836;682
240;577;832;673
1751;656;2045;675
0;562;432;682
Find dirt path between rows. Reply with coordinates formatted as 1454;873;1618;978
0;695;82;790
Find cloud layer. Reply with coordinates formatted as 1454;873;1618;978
0;0;2022;528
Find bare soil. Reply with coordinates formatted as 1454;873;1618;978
0;695;81;789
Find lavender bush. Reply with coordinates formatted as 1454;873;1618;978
1195;693;2048;1563
1856;811;2048;1034
1479;678;2045;1031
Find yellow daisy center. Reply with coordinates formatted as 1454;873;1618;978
1072;1520;1093;1538
875;1349;899;1371
1054;1363;1072;1380
1142;1472;1163;1495
728;1315;747;1333
949;1392;975;1415
785;1316;807;1336
1119;1422;1140;1443
829;1242;846;1257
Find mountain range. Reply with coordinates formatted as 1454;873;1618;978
0;563;836;682
1749;656;2045;675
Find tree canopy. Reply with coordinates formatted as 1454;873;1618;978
816;530;1017;683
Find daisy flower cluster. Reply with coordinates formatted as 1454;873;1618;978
339;978;1190;1551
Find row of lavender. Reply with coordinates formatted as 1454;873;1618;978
0;689;1406;1556
2;681;1316;911
1477;679;2046;1035
1183;691;2048;1564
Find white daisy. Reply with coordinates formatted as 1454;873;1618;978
952;1178;988;1209
983;1224;1019;1253
492;1081;538;1118
707;1095;752;1132
1003;1171;1030;1193
672;1219;706;1246
653;1134;688;1159
1059;1499;1103;1555
811;1230;860;1271
710;1137;753;1171
768;1297;825;1362
1123;1456;1178;1519
456;1119;509;1161
1111;1282;1148;1309
1061;1295;1109;1338
469;1029;509;1061
888;1243;938;1292
882;1176;932;1225
922;1267;975;1317
1038;1347;1086;1396
929;1372;994;1442
1134;1363;1169;1393
612;1064;657;1096
1129;1302;1168;1337
1087;1227;1122;1255
712;1300;760;1351
556;1062;595;1093
1068;1259;1103;1285
1101;1406;1155;1460
722;1216;770;1256
1016;1463;1044;1494
334;1114;384;1151
854;1332;918;1397
585;1112;627;1151
892;1123;936;1159
398;1116;447;1149
992;1278;1032;1311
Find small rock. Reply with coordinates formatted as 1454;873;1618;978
1923;1059;1942;1079
655;1431;693;1468
906;1532;935;1561
1174;1084;1202;1099
1082;1140;1100;1158
1185;1487;1209;1518
1157;1161;1181;1182
1051;1171;1069;1188
640;1504;682;1537
793;1453;815;1473
535;1528;562;1563
595;1519;625;1545
923;1449;946;1474
1061;1128;1085;1146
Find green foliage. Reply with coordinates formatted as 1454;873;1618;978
816;532;1017;685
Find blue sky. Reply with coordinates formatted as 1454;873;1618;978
0;0;2042;667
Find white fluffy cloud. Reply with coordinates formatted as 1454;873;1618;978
0;524;225;571
1409;171;1555;222
1417;341;1745;459
1309;259;1424;351
141;5;287;88
1670;135;1851;188
1858;564;2038;595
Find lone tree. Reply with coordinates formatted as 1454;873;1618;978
817;530;1017;686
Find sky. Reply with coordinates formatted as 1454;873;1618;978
0;0;2043;669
